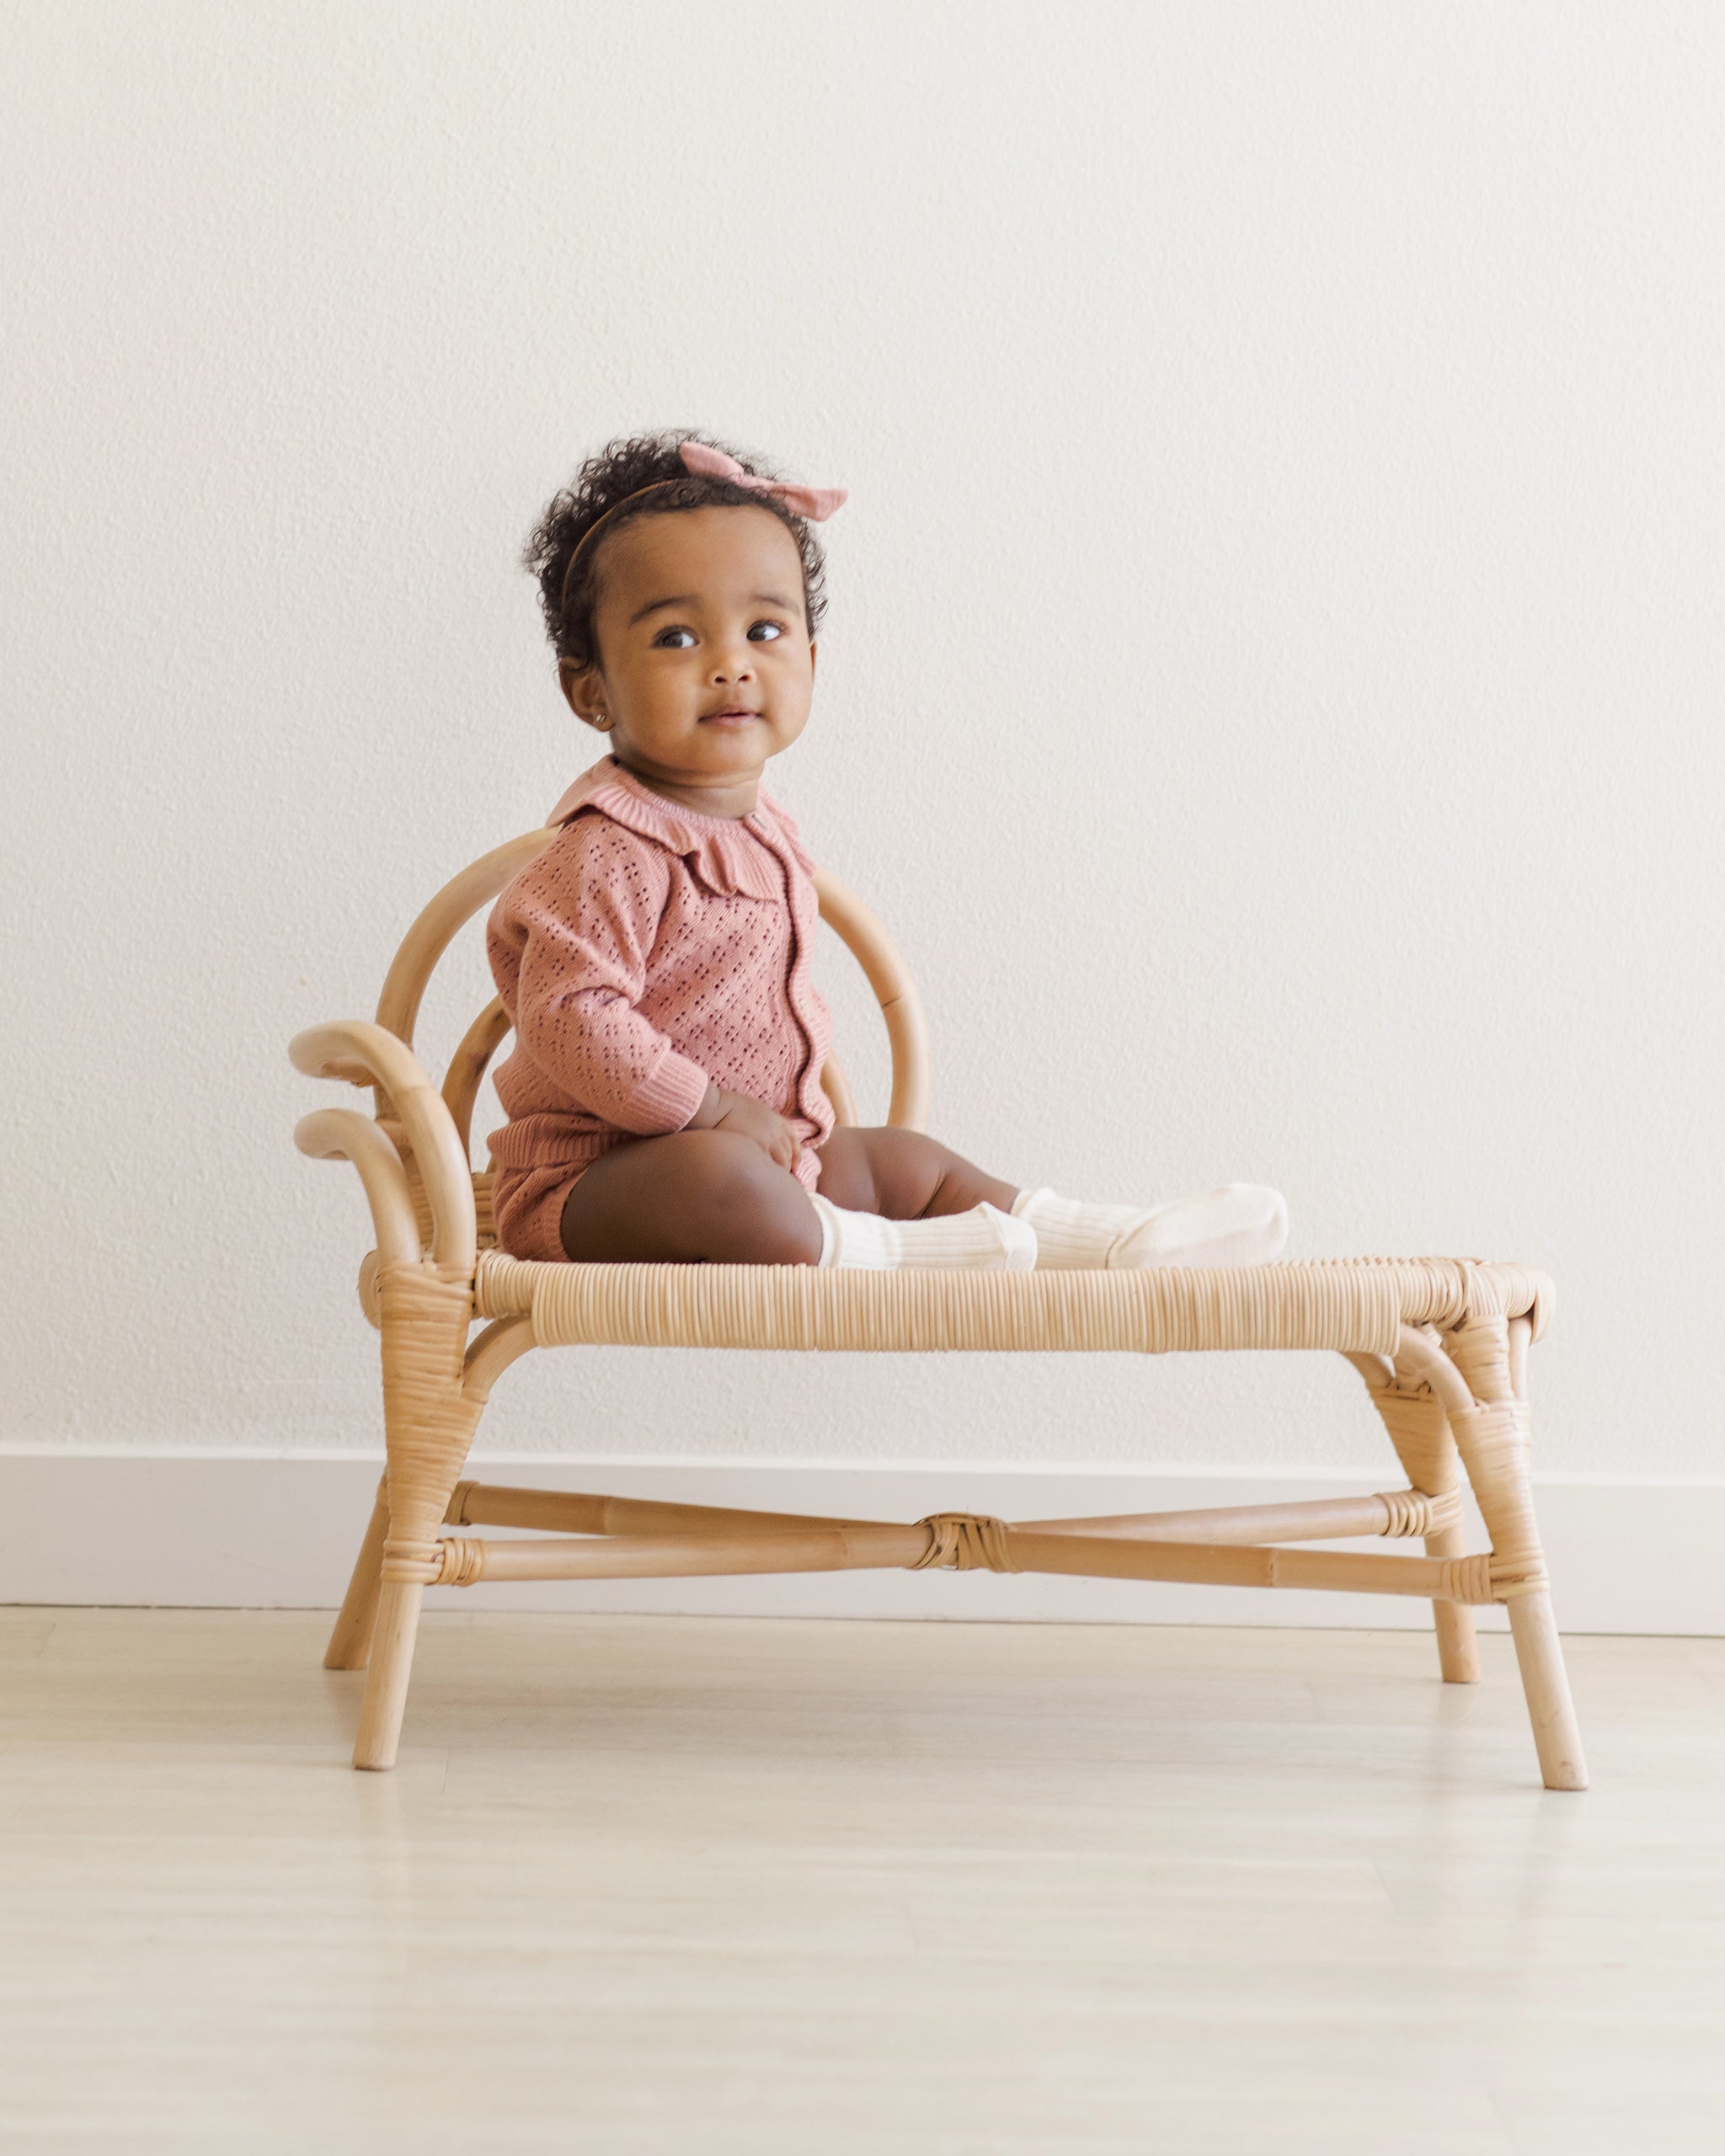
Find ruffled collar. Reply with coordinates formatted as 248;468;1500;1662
545;755;814;899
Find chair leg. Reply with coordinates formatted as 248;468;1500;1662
1505;1591;1589;1791
1351;1359;1479;1684
1425;1539;1482;1686
1442;1317;1588;1791
353;1578;426;1770
350;1262;487;1771
323;1474;389;1671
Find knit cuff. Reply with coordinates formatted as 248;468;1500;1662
628;1043;714;1134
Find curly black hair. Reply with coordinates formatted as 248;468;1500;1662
523;430;830;668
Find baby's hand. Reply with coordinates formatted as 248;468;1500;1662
691;1085;803;1174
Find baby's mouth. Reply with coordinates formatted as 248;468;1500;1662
701;708;761;724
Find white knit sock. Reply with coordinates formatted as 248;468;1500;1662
810;1194;1038;1272
1010;1184;1288;1269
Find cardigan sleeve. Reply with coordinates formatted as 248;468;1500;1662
488;818;713;1134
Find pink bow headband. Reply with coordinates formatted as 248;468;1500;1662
560;440;847;614
676;440;847;521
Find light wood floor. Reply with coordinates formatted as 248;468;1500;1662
2;1612;1721;2155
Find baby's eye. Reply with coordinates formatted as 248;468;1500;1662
653;627;697;648
748;620;785;642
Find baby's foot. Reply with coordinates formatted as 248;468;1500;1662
1011;1185;1288;1269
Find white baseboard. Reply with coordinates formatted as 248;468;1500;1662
1;1451;1719;1633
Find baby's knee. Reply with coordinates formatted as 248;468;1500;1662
676;1129;778;1201
830;1124;947;1215
676;1132;819;1262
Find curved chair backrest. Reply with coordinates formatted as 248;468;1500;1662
373;826;931;1168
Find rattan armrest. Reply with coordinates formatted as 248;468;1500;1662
290;1020;477;1272
293;1108;422;1277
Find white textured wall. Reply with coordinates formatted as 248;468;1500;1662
4;3;1721;1474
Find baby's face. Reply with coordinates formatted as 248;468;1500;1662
565;505;815;798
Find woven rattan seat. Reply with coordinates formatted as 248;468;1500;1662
291;828;1587;1786
473;1250;1551;1356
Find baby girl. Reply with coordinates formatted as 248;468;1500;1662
487;433;1288;1276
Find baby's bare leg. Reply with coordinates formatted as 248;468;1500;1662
559;1129;821;1263
814;1127;1018;1219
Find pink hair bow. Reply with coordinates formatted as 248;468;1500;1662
679;440;847;521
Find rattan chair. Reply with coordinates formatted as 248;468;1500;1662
290;827;1587;1789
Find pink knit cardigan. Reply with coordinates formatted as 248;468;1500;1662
485;755;835;1262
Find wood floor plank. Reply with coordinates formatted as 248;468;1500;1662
1;1611;1721;2154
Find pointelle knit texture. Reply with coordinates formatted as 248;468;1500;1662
485;755;835;1262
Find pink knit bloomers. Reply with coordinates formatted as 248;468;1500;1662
485;755;836;1262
